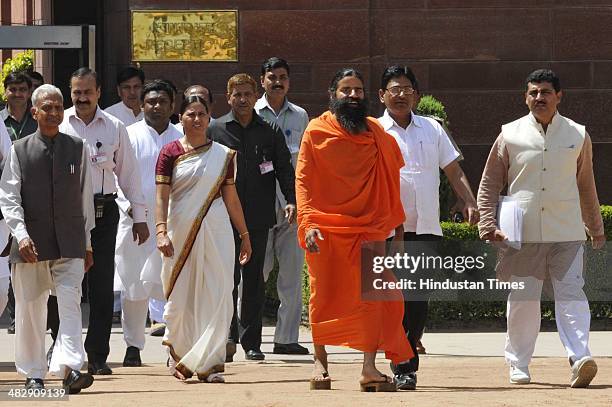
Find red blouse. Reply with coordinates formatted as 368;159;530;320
155;140;234;185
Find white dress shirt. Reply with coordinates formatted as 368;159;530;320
378;110;459;236
255;95;309;156
0;121;19;279
0;119;12;169
60;106;146;222
104;101;144;127
0;141;95;250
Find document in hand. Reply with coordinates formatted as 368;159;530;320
497;196;524;250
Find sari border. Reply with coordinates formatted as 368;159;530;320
163;340;194;379
173;142;213;168
165;148;235;299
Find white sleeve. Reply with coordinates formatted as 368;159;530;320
0;121;12;169
81;146;95;251
437;122;460;169
112;122;146;222
0;147;29;242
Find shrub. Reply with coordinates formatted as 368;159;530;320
284;206;612;324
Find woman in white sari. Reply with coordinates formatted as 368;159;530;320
155;95;251;383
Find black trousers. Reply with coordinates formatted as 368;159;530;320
84;200;119;363
397;232;441;374
229;229;268;352
47;296;59;342
6;278;15;328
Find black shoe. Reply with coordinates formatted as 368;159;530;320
87;361;113;375
225;341;236;363
63;369;94;395
245;349;265;361
395;372;417;390
25;378;44;390
123;346;142;367
273;343;309;355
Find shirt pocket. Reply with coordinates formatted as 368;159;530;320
416;140;438;170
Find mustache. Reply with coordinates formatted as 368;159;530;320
76;100;91;105
272;85;284;89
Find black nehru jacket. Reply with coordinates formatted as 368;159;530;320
208;110;296;230
9;131;86;263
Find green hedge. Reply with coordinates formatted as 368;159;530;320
265;205;612;323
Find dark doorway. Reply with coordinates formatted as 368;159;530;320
52;0;104;108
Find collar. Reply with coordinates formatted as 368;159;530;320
380;109;421;131
2;106;31;123
527;111;560;132
143;119;177;137
66;105;106;125
34;129;60;145
255;95;292;116
120;101;143;117
219;109;265;126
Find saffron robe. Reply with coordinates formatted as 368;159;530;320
296;111;413;364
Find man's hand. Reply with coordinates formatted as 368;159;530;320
84;250;94;272
132;222;150;245
305;228;324;253
285;204;296;224
18;237;38;263
591;234;606;250
483;229;507;242
462;203;480;225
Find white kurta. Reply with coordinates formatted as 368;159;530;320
114;121;182;301
104;101;144;127
0;120;12;281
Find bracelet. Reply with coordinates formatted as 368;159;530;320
155;221;167;227
156;230;167;236
239;231;249;239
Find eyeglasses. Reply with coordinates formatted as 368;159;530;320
385;86;415;97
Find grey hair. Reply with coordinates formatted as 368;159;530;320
31;84;63;106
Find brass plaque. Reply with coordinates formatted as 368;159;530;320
131;10;238;62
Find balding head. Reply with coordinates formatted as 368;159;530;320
183;85;212;105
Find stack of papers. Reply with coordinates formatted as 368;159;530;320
497;196;524;250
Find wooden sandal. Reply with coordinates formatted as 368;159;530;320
310;371;331;390
360;374;396;392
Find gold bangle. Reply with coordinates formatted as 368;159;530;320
155;221;167;227
156;230;167;236
239;231;249;239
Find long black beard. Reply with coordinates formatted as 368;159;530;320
329;96;369;134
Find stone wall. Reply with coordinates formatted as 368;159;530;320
102;0;612;202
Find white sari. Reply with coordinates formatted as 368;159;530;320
161;141;235;380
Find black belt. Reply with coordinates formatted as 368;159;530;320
95;193;118;202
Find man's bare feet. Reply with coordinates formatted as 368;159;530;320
359;365;392;385
310;345;331;390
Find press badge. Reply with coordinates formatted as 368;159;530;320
90;152;108;165
259;161;274;174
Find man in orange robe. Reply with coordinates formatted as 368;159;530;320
296;68;413;391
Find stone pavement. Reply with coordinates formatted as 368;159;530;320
0;313;611;406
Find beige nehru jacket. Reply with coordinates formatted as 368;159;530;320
478;112;603;242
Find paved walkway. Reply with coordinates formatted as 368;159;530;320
0;320;611;406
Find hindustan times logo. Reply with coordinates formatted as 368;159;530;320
372;253;486;274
